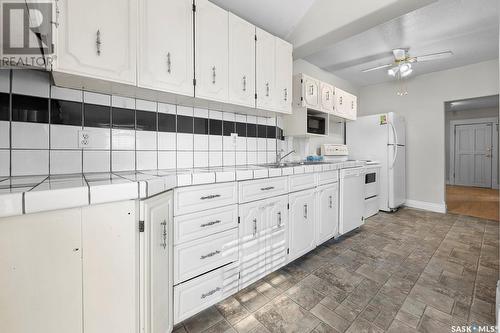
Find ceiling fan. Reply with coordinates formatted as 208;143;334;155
361;48;454;78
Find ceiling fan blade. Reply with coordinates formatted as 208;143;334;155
414;51;453;62
361;63;393;73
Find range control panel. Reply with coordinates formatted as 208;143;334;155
321;144;349;156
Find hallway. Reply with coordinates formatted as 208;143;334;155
446;185;499;221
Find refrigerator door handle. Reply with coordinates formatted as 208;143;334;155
389;122;398;169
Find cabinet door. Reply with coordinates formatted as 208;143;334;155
274;38;293;114
228;13;255;108
347;93;357;120
138;0;193;96
256;27;275;110
302;75;320;109
316;184;339;245
264;195;289;273
82;201;139;333
333;87;347;118
56;0;137;84
239;200;267;289
0;209;82;333
320;82;334;113
143;192;173;333
288;189;316;261
195;0;229;103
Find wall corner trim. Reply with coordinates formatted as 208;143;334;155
404;200;447;214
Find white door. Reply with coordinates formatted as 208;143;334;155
316;183;339;245
388;145;406;209
228;13;255;108
0;209;82;333
302;75;320;109
264;195;289;272
195;0;229;103
333;87;347;118
320;82;334;113
454;123;493;188
238;200;267;289
138;0;193;96
56;0;137;84
143;192;173;333
346;93;357;120
274;38;293;114
256;27;275;110
82;201;139;333
288;189;316;261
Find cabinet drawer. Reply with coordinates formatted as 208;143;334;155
239;177;288;203
174;182;238;216
318;170;339;186
289;173;316;192
174;262;239;323
174;228;238;284
174;205;238;245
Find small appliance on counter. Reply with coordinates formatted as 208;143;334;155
364;162;381;218
320;144;349;162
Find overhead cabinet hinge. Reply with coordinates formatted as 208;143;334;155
238;216;241;224
193;78;197;86
287;203;289;210
287;248;290;254
139;221;145;232
255;93;257;100
254;34;257;41
192;3;196;12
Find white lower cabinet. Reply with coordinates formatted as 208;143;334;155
239;195;288;290
316;183;339;245
82;201;139;333
0;209;83;333
288;189;316;261
141;192;174;333
174;262;239;323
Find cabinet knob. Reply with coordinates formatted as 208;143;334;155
284;88;288;101
212;66;216;84
303;204;308;219
167;52;171;74
161;220;167;249
339;96;343;105
96;29;102;56
242;75;247;92
253;218;257;238
277;211;282;228
329;196;333;209
265;82;270;97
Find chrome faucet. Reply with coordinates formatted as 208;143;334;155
276;149;296;165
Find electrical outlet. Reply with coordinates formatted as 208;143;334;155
231;133;238;147
78;130;90;148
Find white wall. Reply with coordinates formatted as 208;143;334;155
358;59;499;209
445;107;499;184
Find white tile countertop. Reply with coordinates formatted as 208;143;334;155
0;161;365;218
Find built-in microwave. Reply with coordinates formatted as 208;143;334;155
307;115;326;135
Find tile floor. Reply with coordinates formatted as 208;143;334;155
175;208;499;333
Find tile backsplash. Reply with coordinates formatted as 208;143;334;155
0;70;285;176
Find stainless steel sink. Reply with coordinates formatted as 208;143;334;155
260;161;329;168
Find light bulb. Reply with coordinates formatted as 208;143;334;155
401;68;413;78
400;63;411;73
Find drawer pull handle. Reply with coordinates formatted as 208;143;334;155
200;194;221;200
200;220;221;228
304;204;308;219
161;220;167;249
201;287;221;299
329;196;333;209
200;250;221;260
260;186;275;191
277;211;282;228
253;218;257;238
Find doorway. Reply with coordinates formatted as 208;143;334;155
445;95;499;221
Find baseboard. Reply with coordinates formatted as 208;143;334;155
404;200;447;214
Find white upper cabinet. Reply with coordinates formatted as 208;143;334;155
195;0;229;103
274;38;293;114
320;82;334;113
228;13;256;108
300;74;320;110
138;0;193;97
56;0;137;85
256;28;276;110
334;87;357;120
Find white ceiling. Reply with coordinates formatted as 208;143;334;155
209;0;316;39
304;0;499;86
445;95;499;112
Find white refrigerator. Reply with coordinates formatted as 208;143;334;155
346;112;406;212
